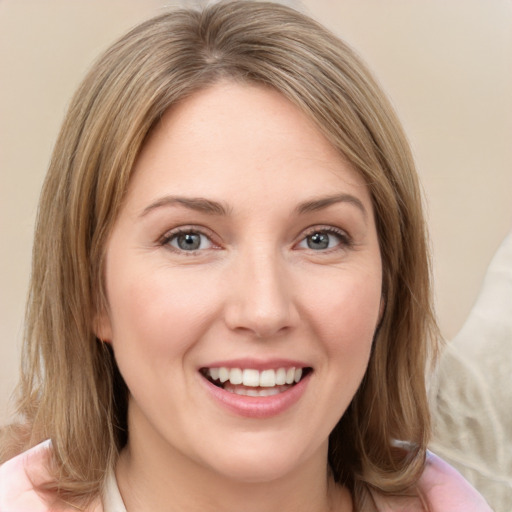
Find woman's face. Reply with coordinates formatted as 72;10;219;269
98;82;383;483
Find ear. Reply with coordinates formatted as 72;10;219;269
93;309;113;343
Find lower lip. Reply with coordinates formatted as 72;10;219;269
200;373;311;419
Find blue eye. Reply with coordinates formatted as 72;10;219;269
167;231;213;251
298;229;347;251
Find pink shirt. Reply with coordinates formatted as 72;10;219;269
0;441;492;511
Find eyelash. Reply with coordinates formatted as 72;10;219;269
158;225;352;254
159;226;219;254
298;226;353;252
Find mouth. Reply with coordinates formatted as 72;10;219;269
200;366;313;397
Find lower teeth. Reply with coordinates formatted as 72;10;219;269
223;384;291;397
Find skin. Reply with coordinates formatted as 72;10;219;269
97;81;383;512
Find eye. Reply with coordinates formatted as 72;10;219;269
297;228;349;251
165;230;214;252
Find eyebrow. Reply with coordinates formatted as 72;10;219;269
140;193;367;219
296;193;367;218
140;196;230;217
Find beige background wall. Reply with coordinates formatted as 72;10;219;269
1;0;511;424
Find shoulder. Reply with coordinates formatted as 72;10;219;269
0;441;103;512
0;440;54;511
417;451;493;511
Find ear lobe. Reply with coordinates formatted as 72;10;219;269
93;310;113;343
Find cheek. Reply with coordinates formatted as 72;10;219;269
105;263;222;360
104;266;225;414
303;266;382;358
295;267;382;435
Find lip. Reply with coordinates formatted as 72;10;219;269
200;358;310;371
199;360;312;419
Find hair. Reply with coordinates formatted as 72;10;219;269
1;1;438;510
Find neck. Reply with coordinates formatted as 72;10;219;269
115;410;351;512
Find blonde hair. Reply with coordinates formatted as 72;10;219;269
1;1;438;509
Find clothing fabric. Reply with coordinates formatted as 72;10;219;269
431;231;512;512
0;440;492;511
103;471;126;512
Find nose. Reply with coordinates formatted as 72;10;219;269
224;249;299;338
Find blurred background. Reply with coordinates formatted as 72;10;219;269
1;0;511;425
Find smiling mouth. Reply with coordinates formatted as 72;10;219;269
200;366;312;397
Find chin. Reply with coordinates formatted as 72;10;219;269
211;457;303;484
197;434;326;484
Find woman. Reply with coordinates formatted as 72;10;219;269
0;1;491;510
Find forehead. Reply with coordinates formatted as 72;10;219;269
124;81;371;213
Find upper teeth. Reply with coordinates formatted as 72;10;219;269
207;367;303;387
